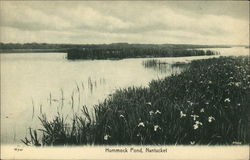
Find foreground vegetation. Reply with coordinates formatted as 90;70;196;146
23;56;249;146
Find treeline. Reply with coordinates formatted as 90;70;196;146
0;42;230;53
0;43;77;53
0;42;78;50
67;48;218;60
0;42;231;50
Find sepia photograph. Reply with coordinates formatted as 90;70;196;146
0;0;249;159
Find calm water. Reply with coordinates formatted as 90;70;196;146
1;47;249;144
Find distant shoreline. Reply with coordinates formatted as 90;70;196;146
0;42;241;54
0;49;68;53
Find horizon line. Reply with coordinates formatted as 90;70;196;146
0;42;249;47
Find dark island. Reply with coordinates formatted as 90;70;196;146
67;47;218;60
66;43;221;60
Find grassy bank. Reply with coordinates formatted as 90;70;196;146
23;56;249;146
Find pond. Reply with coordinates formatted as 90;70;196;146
0;47;249;144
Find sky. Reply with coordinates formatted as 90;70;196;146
0;1;249;45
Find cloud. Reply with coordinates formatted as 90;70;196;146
0;3;71;31
0;1;249;45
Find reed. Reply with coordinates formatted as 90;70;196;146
142;59;187;74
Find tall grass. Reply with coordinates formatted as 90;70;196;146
23;56;249;145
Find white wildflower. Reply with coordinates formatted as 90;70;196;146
193;120;203;130
208;81;212;84
146;102;152;106
154;125;161;132
155;110;161;114
200;108;205;113
224;98;231;103
120;114;125;118
187;101;194;106
191;114;199;121
180;111;186;118
208;116;215;123
104;134;111;141
234;82;241;87
138;122;145;127
237;103;241;106
149;110;154;116
193;124;199;130
190;141;195;145
195;121;203;126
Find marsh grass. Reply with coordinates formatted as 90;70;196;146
23;56;249;146
67;48;218;60
142;59;188;74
